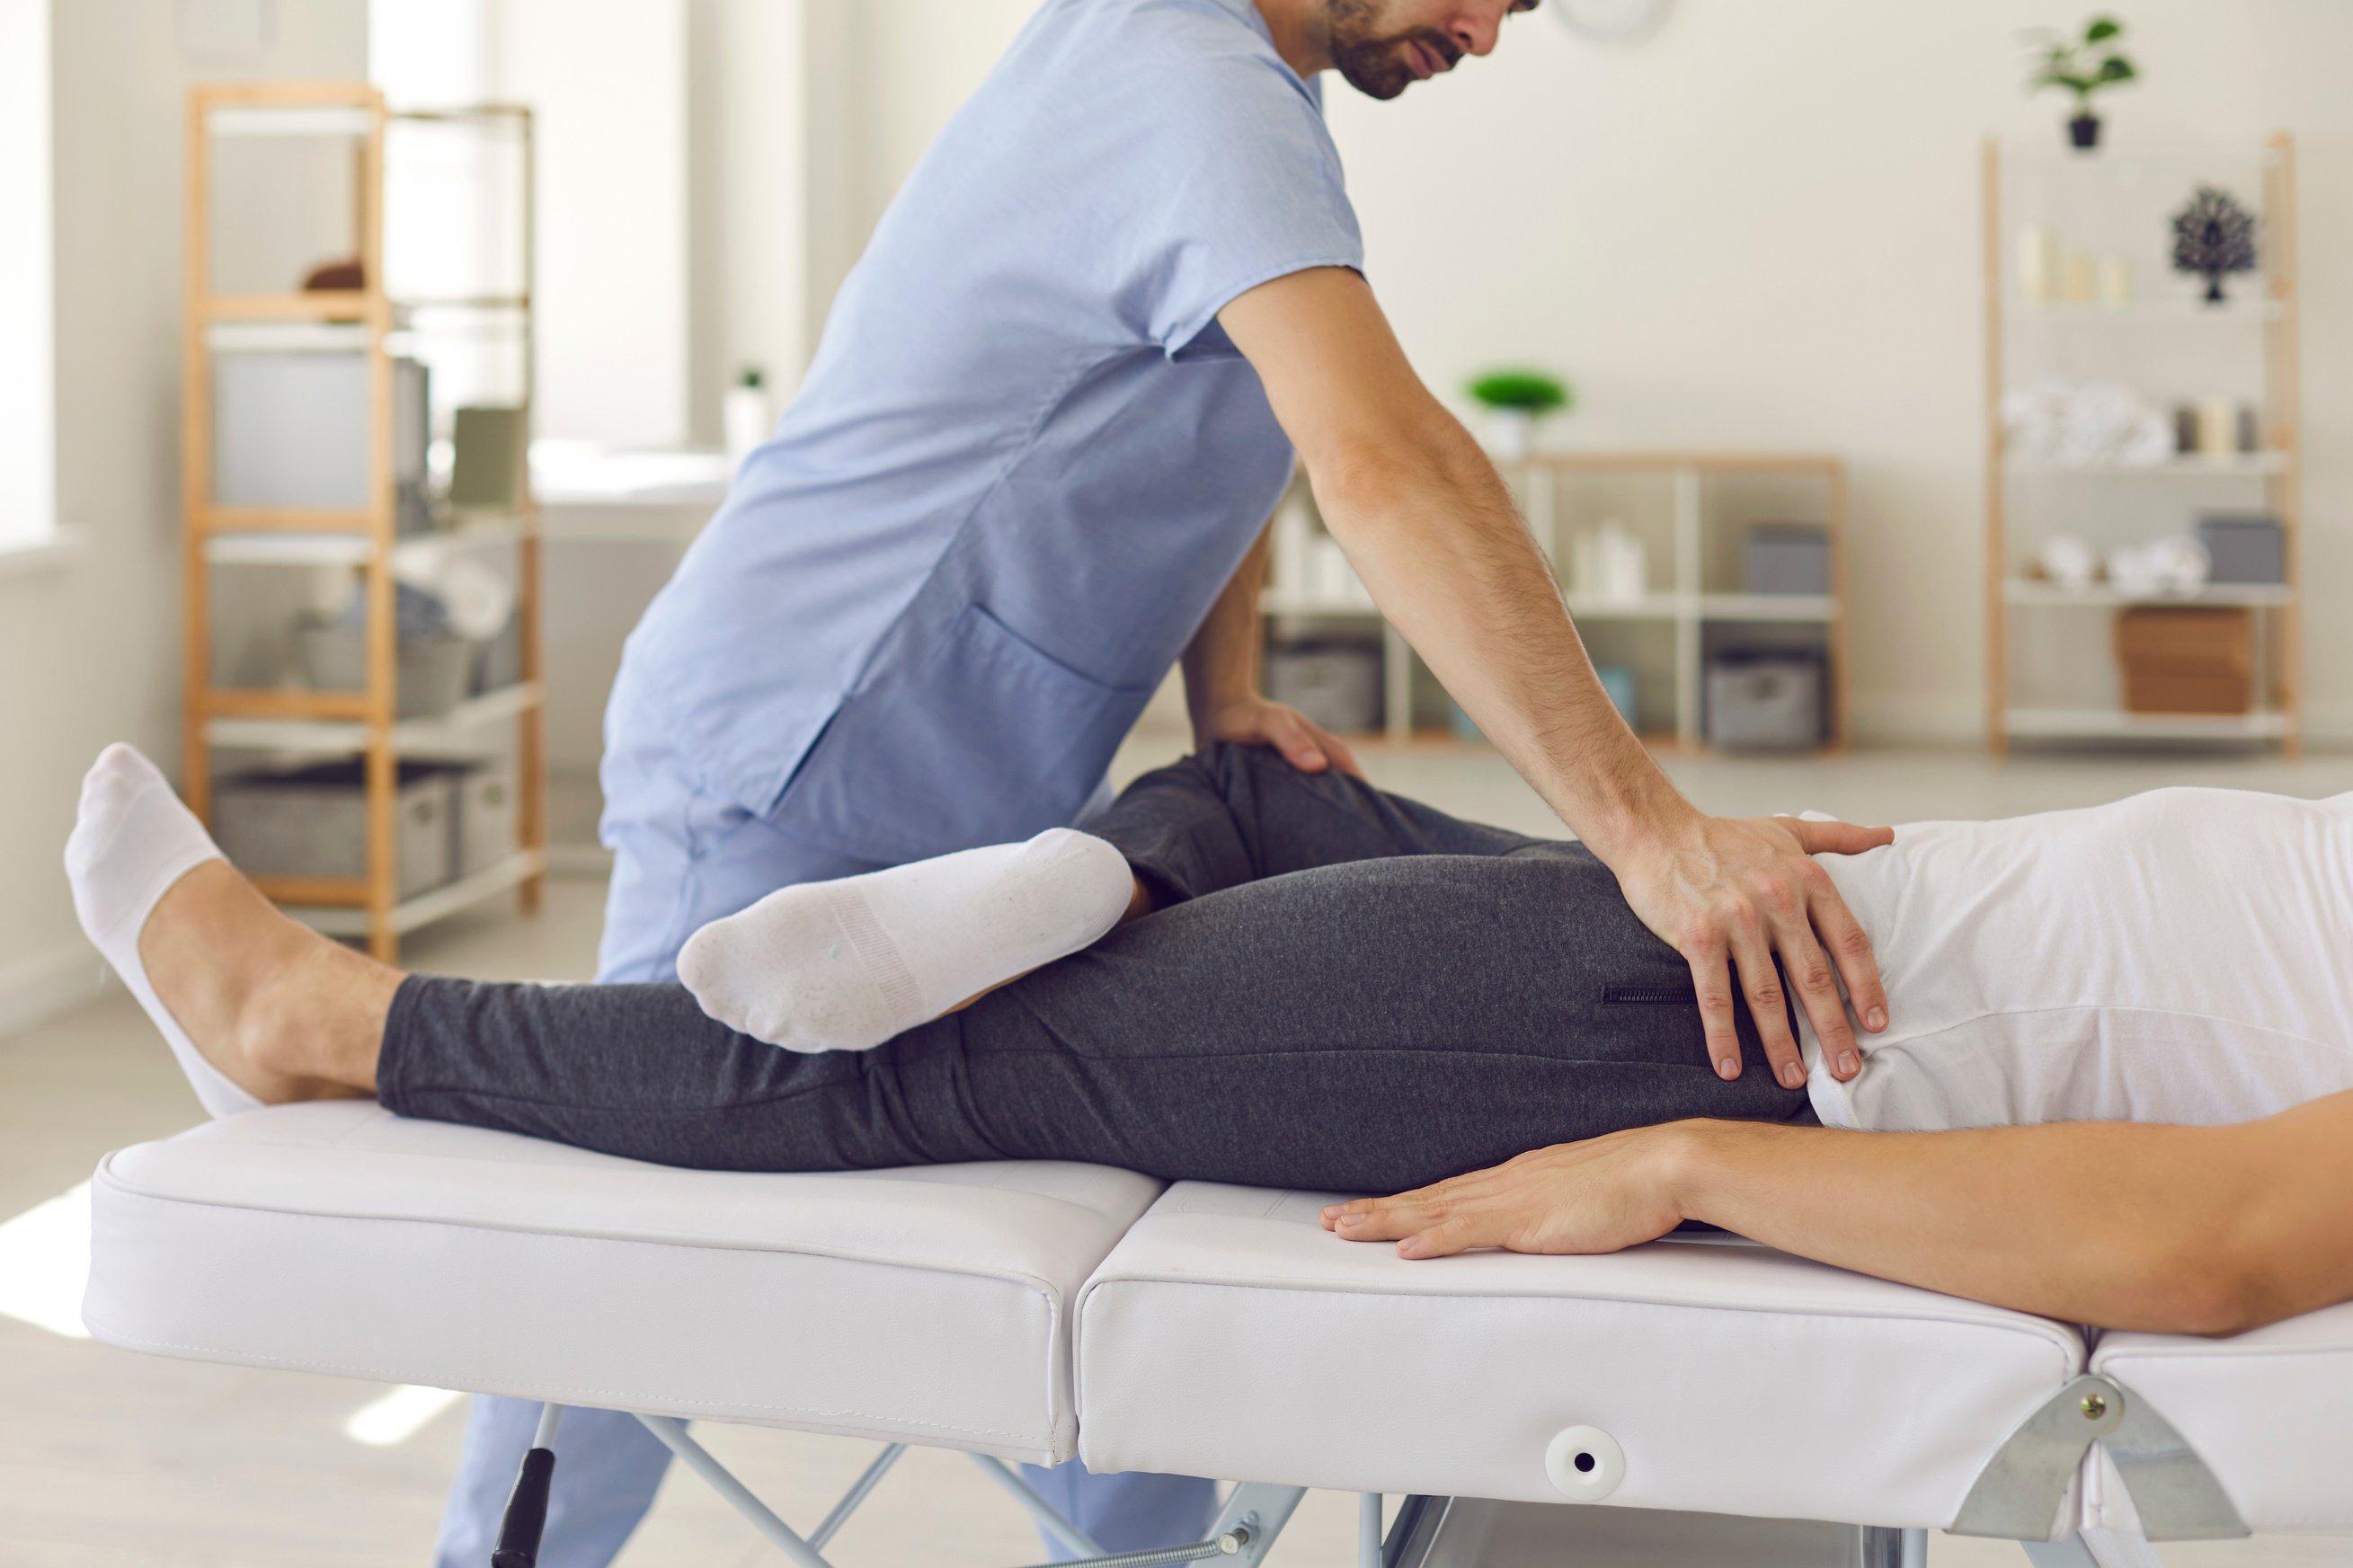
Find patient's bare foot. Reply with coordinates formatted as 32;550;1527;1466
139;861;398;1103
66;744;397;1112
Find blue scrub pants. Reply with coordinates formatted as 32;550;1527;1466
431;740;1212;1567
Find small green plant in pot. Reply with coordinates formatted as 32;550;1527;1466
2025;15;2137;152
1467;369;1572;460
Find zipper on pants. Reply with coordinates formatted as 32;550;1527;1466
1601;984;1697;1005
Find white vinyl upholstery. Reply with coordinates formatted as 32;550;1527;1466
2086;1304;2353;1537
89;1114;2353;1544
1071;1183;2087;1529
82;1103;1163;1463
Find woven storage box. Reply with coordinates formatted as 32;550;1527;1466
2114;607;2255;714
2113;607;2253;673
2123;670;2253;715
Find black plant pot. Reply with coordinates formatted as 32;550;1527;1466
2068;113;2102;150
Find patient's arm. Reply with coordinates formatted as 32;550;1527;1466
1324;1089;2353;1334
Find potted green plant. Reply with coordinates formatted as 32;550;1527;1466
2025;15;2137;151
1466;368;1572;460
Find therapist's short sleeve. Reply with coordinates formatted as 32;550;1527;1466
1130;60;1365;357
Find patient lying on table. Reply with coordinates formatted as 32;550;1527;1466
70;740;2353;1196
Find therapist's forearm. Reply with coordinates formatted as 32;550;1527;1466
1310;423;1685;858
1666;1115;2308;1333
1181;521;1272;736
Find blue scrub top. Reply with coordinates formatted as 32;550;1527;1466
608;0;1363;866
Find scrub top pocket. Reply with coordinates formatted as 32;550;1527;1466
772;602;1156;866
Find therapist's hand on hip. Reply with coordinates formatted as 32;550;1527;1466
1180;501;1363;778
1219;265;1890;1086
1198;695;1363;777
1612;810;1891;1089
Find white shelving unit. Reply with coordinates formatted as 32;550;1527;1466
2002;708;2290;742
2001;580;2291;609
1264;453;1847;752
1984;133;2303;753
2002;454;2288;479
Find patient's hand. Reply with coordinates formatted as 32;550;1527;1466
1320;1126;1695;1260
1197;695;1364;777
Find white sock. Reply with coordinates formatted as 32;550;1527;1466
65;744;259;1117
678;828;1133;1052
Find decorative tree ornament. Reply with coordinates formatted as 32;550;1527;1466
2171;186;2259;305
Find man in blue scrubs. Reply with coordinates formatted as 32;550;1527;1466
436;0;1897;1562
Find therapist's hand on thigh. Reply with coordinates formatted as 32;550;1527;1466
1616;812;1892;1090
1198;695;1364;777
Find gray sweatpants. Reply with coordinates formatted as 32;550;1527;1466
380;745;1814;1192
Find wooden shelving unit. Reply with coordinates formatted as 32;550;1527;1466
182;83;544;960
1984;133;2302;754
1265;451;1848;754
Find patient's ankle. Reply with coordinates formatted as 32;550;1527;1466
241;943;400;1099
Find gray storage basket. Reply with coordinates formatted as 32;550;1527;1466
213;762;457;900
1265;640;1383;735
297;624;475;719
451;762;521;878
1742;525;1833;596
1705;655;1825;751
2195;514;2286;585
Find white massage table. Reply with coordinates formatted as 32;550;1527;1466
82;1103;2352;1567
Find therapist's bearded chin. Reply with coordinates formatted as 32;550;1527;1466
1322;0;1475;100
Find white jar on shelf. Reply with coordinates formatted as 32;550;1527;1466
724;367;771;467
2018;225;2061;303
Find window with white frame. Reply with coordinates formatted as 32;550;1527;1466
0;0;56;550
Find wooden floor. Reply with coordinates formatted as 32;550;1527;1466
6;740;2353;1566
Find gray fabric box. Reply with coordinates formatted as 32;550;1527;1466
213;351;425;511
450;763;521;878
2195;515;2286;585
214;762;456;899
297;624;475;719
1266;640;1383;735
1706;655;1824;750
1742;525;1832;596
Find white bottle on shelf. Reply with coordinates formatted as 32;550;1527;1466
2018;225;2060;304
1595;518;1647;603
724;366;771;468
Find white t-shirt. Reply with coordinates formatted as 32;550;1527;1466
1799;788;2353;1133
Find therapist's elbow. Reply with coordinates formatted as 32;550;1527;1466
1304;415;1488;527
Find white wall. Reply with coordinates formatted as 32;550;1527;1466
686;0;812;439
0;0;54;551
786;0;2352;745
0;0;370;1032
1328;0;2351;742
490;0;689;447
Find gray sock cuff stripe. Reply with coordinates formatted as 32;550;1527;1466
821;885;925;1031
